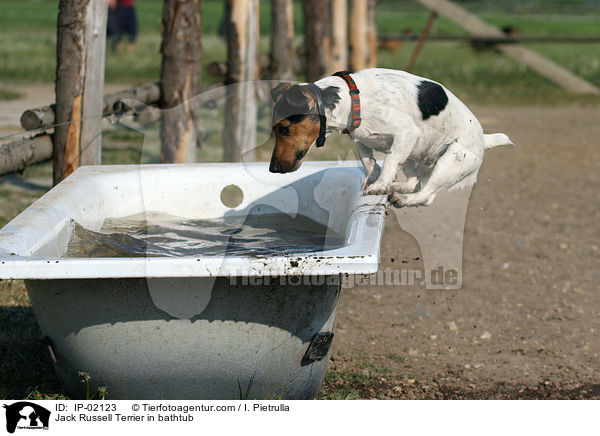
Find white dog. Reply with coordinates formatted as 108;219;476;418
269;68;513;207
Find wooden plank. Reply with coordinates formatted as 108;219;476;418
104;83;161;115
417;0;600;94
159;0;203;163
330;0;348;72
0;135;53;177
223;0;260;162
380;34;600;43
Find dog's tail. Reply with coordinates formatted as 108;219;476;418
484;133;515;149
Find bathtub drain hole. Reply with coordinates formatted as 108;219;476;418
220;184;244;208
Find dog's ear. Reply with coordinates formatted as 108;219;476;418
271;82;293;103
321;86;341;111
283;85;312;109
273;85;313;121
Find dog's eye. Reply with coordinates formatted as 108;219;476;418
295;149;307;160
278;125;290;136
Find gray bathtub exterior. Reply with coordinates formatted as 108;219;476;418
26;277;340;400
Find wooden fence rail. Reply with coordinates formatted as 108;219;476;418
1;83;162;178
20;83;161;132
416;0;600;95
380;34;600;44
0;135;53;177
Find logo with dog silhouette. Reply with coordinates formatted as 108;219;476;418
3;402;50;433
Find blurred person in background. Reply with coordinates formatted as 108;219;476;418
111;0;137;53
106;0;118;52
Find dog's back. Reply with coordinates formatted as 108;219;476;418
344;68;486;157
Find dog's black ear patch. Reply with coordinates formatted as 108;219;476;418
284;85;309;108
320;86;341;110
274;85;311;124
271;82;293;102
417;80;448;120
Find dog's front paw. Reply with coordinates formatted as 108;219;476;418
361;167;382;190
363;180;390;196
389;191;435;208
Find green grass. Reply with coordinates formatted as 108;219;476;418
0;186;46;228
387;353;407;363
318;361;392;400
0;89;22;101
0;173;62;398
0;280;63;399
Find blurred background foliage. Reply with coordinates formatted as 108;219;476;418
0;0;599;103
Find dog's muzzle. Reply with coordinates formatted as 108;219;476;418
269;153;284;173
269;160;282;173
269;155;298;173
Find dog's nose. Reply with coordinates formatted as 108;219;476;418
269;160;281;173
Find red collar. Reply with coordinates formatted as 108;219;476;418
333;70;361;134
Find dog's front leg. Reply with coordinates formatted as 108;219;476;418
356;142;381;189
363;135;413;196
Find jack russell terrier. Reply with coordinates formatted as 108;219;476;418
269;68;513;207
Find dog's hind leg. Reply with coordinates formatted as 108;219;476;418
390;159;420;194
364;127;418;195
389;141;482;207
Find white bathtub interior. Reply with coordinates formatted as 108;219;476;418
0;162;386;279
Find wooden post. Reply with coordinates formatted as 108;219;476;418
54;0;108;185
223;0;260;162
330;0;348;72
159;0;203;163
417;0;600;95
271;0;295;80
366;0;377;68
406;11;437;72
303;0;331;81
349;0;367;71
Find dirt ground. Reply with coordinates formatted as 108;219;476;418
322;103;600;399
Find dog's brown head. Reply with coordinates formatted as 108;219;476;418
269;83;340;173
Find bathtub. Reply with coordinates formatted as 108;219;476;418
0;162;386;399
